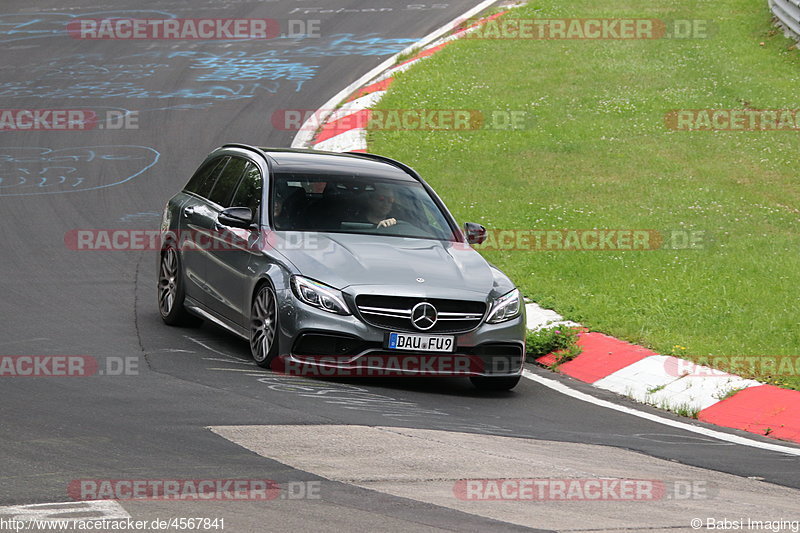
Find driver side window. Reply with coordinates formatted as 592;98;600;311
230;162;263;214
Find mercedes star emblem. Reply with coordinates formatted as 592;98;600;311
410;302;437;331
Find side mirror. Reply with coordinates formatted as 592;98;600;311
218;207;254;229
464;222;487;245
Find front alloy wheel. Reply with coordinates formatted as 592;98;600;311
158;246;198;326
250;284;278;368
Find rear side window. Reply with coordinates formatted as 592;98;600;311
208;157;249;207
230;162;263;212
185;157;227;197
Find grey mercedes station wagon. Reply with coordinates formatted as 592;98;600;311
158;145;525;390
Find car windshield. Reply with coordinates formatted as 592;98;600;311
271;172;457;241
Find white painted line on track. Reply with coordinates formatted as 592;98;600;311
522;369;800;457
201;357;254;365
326;92;387;123
206;367;263;373
184;336;254;365
372;59;421;83
291;0;499;149
0;500;130;521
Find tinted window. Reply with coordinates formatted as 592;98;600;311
185;157;226;195
271;172;456;241
195;157;229;199
230;162;262;213
208;157;248;207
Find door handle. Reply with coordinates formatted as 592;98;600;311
183;206;197;217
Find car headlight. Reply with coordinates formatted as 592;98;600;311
486;288;521;324
291;276;350;315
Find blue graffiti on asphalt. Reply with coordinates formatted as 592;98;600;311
3;53;317;98
0;10;176;43
0;146;160;196
290;33;418;57
189;56;317;84
61;34;418;60
31;61;171;82
0;80;285;100
3;14;417;100
193;57;315;82
29;54;319;82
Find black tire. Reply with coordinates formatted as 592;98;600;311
250;283;279;368
470;375;521;391
158;245;201;326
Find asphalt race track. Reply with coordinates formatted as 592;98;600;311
1;1;799;531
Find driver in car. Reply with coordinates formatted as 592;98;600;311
362;184;397;228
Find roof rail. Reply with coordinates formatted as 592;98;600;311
345;151;421;181
221;143;268;157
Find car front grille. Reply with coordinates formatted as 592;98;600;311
355;295;486;333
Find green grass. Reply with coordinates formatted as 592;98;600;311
525;326;582;368
660;401;701;420
368;0;800;390
714;385;748;401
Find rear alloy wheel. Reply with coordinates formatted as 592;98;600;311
158;246;199;326
250;284;278;368
470;375;521;391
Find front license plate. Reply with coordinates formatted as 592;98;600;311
387;332;455;352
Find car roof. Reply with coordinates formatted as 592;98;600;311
221;145;419;182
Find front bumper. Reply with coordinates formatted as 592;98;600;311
275;290;526;378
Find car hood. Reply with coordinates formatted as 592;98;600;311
271;232;498;296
